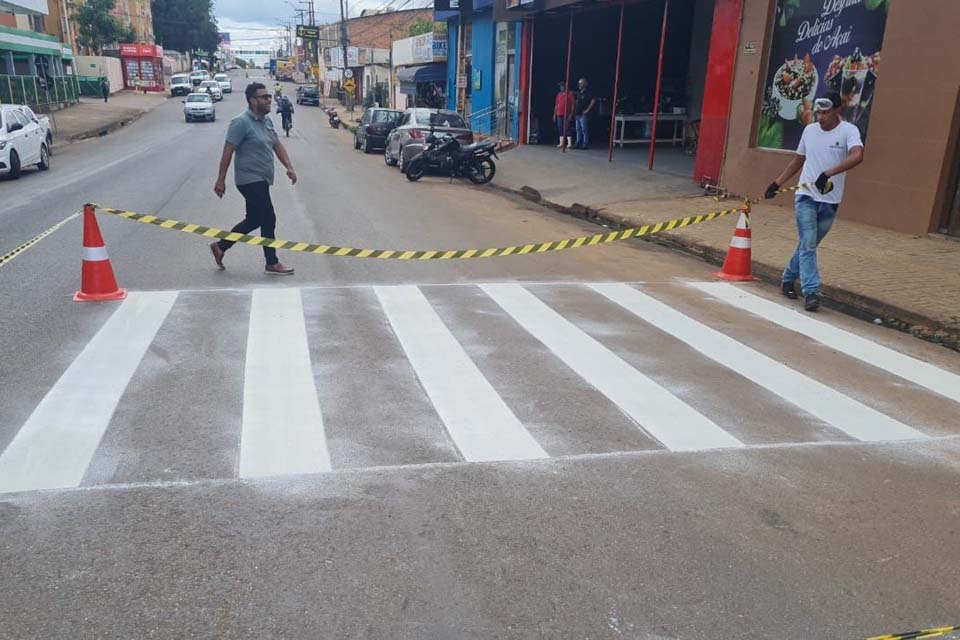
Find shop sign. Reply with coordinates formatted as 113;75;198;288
432;36;448;61
505;0;534;9
743;40;757;55
120;43;163;58
472;68;482;91
757;0;889;151
434;0;471;11
296;25;319;40
413;34;433;64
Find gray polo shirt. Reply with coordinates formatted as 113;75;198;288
226;109;277;186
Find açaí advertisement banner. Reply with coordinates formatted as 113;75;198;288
758;0;889;151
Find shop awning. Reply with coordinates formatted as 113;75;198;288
398;63;446;95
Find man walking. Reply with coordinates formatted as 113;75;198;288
101;78;110;103
573;77;596;150
211;82;297;275
765;92;863;312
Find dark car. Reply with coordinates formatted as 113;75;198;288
384;109;472;170
297;86;320;106
354;108;402;153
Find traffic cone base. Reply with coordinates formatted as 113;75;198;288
75;205;126;302
715;208;757;281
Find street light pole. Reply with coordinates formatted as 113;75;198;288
339;0;352;112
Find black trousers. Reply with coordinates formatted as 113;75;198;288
218;181;279;265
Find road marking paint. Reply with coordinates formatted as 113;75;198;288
690;283;960;406
594;283;927;442
481;283;742;451
375;285;548;462
0;291;177;493
239;288;332;478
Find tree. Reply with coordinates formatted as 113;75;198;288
409;17;433;37
73;0;130;55
151;0;219;54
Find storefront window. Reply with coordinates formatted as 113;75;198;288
757;0;889;151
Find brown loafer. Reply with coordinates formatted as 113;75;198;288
265;263;294;275
209;242;225;270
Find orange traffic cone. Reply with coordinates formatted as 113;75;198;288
715;204;758;282
74;204;126;302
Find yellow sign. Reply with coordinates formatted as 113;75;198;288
343;78;356;92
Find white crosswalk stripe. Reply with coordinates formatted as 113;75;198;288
0;291;178;493
690;282;960;404
0;282;956;494
376;285;548;462
240;288;332;478
482;283;743;452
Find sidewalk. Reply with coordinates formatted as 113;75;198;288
49;91;167;148
494;144;960;350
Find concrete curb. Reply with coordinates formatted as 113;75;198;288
491;183;960;353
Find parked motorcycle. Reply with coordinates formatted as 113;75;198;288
405;132;498;185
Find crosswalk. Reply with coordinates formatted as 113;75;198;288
1;281;958;494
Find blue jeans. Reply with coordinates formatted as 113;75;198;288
575;115;589;148
556;116;571;141
783;195;838;295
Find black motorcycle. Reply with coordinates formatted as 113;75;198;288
405;132;498;184
326;107;340;129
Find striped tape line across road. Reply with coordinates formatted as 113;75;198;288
91;203;745;260
0;210;82;269
866;625;960;640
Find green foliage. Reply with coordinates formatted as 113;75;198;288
151;0;219;55
865;0;888;10
758;116;784;149
409;17;433;37
73;0;130;55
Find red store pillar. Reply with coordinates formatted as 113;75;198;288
518;18;533;145
694;0;744;185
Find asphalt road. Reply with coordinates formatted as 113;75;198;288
1;71;959;639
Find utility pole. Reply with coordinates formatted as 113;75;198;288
339;0;353;111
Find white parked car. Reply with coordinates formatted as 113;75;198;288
199;80;223;101
183;93;216;122
214;73;232;93
0;105;51;179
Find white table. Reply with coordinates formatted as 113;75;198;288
613;113;686;148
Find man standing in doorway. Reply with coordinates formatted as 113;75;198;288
211;82;297;275
573;77;596;150
765;92;864;312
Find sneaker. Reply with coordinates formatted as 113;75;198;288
803;293;820;312
265;263;294;275
781;281;797;299
209;242;225;270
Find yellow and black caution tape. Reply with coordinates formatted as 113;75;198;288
91;203;747;260
89;183;816;261
866;624;960;640
0;210;81;269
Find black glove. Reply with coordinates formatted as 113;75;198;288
764;182;780;199
815;172;833;194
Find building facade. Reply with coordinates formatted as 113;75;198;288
0;0;78;109
441;0;960;237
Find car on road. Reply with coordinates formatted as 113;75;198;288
0;104;51;179
170;73;192;96
183;93;215;122
384;108;472;170
354;107;401;153
214;73;232;93
296;86;320;106
14;104;52;152
189;70;208;87
199;80;223;101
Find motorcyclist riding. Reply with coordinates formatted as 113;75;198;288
274;82;283;100
277;94;294;132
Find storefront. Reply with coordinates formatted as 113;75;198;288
392;31;448;110
119;43;164;92
722;0;960;236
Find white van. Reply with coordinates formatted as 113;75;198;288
170;74;192;97
213;73;232;93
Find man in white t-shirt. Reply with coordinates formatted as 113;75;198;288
764;92;864;312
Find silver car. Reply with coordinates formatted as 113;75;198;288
214;73;232;93
183;93;215;122
384;108;473;171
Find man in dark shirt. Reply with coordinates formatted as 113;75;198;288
573;77;597;150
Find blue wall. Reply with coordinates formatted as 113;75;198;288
446;18;458;112
470;11;495;117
